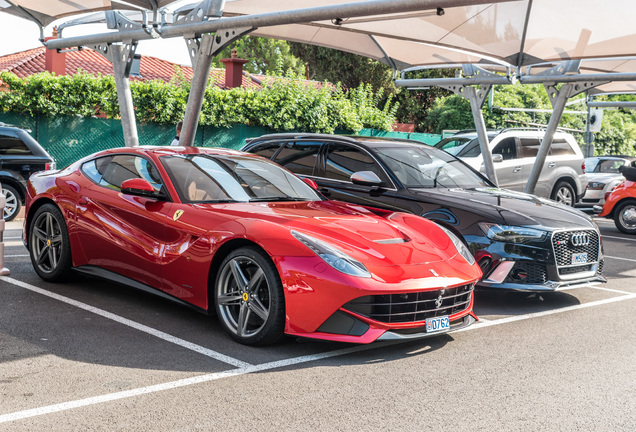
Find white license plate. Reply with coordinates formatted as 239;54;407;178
572;252;588;265
426;316;450;333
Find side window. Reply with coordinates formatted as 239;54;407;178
248;142;284;160
99;155;164;193
81;156;112;184
492;137;517;160
550;139;576;156
272;141;321;176
0;131;32;155
519;137;541;158
324;144;389;183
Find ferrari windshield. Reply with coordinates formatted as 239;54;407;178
374;146;492;189
161;154;322;203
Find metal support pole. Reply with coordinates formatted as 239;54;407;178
524;84;573;195
180;34;215;147
466;86;498;186
180;26;252;147
110;44;139;147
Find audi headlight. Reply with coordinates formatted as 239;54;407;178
438;226;475;265
587;182;605;190
291;230;371;278
479;223;546;244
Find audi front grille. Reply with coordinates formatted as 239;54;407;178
551;229;600;277
343;284;473;324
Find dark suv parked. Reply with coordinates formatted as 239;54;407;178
0;124;56;221
243;133;605;292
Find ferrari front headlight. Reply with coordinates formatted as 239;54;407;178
291;230;371;278
438;225;475;265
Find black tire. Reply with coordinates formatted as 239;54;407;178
551;181;575;207
2;184;22;221
214;246;285;346
28;203;74;282
613;200;636;235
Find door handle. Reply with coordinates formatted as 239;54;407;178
548;162;556;168
513;167;522;173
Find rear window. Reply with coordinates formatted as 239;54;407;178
272;141;321;176
0;131;32;155
550;139;576;156
247;142;284;160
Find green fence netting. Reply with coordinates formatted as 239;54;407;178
0;112;441;168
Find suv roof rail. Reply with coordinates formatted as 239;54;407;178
452;129;497;135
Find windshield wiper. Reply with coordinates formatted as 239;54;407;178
197;199;244;203
249;197;309;202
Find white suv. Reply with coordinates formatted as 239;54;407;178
434;129;587;206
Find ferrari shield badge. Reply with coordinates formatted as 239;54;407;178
173;209;185;221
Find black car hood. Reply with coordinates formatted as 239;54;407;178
409;187;594;230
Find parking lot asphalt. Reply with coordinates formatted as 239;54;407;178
1;216;635;431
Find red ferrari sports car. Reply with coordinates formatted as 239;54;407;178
24;146;481;345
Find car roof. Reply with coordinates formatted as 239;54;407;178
244;133;429;149
91;146;249;158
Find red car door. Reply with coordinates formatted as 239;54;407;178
74;154;173;289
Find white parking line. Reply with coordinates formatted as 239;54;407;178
0;277;252;369
1;286;634;424
4;254;29;258
2;241;24;247
602;234;636;242
0;343;383;424
605;255;636;263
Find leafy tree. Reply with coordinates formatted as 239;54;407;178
289;43;394;91
211;36;305;76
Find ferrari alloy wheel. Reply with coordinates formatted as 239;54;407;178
551;181;575;207
215;247;285;345
29;204;73;281
2;185;21;221
614;200;636;234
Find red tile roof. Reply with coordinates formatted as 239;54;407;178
0;46;330;91
0;46;262;89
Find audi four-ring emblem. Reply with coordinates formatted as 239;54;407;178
569;232;590;247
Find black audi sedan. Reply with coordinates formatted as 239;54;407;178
242;133;606;291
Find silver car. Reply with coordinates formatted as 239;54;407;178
434;129;587;206
578;156;636;208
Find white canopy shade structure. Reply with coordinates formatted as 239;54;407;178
2;0;636;188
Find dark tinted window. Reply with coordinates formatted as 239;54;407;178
324;144;389;183
550;139;576;156
248;142;284;160
272;141;321;176
375;146;491;188
0;131;31;155
81;156;112;183
493;137;517;160
100;155;163;192
519;137;540;158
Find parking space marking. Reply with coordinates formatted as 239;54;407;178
4;254;29;258
604;255;636;263
602;234;636;242
1;286;634;424
458;292;636;333
587;285;633;295
3;241;24;247
0;342;383;424
0;276;252;369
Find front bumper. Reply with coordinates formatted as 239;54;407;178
472;228;606;292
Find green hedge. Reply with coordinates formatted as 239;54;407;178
0;71;398;133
